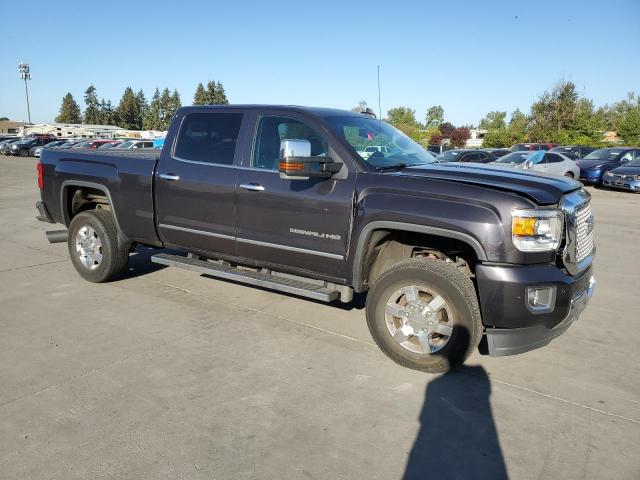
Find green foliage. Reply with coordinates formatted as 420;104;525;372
193;83;207;105
425;105;444;127
387;107;418;127
55;93;82;124
83;85;101;125
479;111;506;130
144;88;163;130
611;93;640;145
482;129;510;148
115;87;143;130
351;100;368;112
0;116;9;121
136;89;149;126
99;99;114;125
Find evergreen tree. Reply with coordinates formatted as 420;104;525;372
144;88;163;130
204;80;229;104
215;81;229;104
55;93;82;124
193;83;207;105
159;88;173;130
115;87;143;129
136;89;150;128
83;85;101;125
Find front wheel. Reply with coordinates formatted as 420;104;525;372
19;149;29;157
365;258;482;373
67;209;129;282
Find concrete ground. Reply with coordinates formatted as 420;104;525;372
0;154;638;480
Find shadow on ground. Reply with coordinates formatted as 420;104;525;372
403;365;508;480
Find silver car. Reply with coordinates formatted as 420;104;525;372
492;151;580;179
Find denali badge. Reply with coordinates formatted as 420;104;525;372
290;228;341;241
585;214;594;235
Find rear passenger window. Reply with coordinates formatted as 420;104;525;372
545;153;563;163
174;113;243;165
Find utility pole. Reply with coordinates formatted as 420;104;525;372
18;63;32;124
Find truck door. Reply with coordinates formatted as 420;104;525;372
235;113;356;281
155;110;246;256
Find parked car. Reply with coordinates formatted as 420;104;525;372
492;151;580;178
7;136;55;157
36;105;595;373
427;144;452;155
0;138;22;154
602;158;640;192
56;140;87;149
7;136;58;157
550;145;595;159
435;149;496;163
111;139;154;149
577;147;640;185
30;140;69;157
511;143;558;152
481;148;511;159
85;140;120;149
97;141;124;149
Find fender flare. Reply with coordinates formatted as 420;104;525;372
60;180;124;236
351;221;488;291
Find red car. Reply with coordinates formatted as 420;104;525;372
511;143;559;152
88;140;120;149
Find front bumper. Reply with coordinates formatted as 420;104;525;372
602;176;640;192
579;171;602;184
476;263;594;356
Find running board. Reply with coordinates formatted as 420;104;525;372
151;253;340;302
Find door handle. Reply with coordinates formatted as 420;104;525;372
240;183;265;192
159;173;180;181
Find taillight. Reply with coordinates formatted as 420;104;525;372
37;162;44;190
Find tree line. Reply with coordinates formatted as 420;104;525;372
357;80;640;148
54;81;229;130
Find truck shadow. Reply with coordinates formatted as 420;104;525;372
403;364;508;480
117;246;169;281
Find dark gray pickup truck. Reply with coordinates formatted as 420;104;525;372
36;105;595;372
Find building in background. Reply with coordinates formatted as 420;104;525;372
18;123;126;139
465;128;487;148
0;121;24;135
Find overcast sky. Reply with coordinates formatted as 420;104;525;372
2;0;639;126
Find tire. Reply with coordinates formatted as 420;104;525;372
67;209;129;282
19;149;29;157
365;258;482;373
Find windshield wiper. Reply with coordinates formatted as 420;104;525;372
375;162;409;171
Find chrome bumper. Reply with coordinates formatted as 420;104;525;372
602;177;640;192
485;276;595;356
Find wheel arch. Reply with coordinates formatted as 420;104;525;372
60;180;123;234
351;221;488;292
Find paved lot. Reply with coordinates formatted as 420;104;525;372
1;154;639;479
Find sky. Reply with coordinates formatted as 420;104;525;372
1;0;639;126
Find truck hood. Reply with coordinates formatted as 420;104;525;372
576;159;615;170
392;163;580;205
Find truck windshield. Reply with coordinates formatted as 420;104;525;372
325;116;435;168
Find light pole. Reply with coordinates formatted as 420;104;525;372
18;63;32;124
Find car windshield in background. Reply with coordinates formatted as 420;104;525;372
115;140;134;148
494;152;531;164
583;149;625;160
325;116;435;168
435;151;462;162
623;159;640;168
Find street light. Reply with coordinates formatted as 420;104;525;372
18;63;32;124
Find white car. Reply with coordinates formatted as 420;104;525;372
492;151;580;179
359;145;391;159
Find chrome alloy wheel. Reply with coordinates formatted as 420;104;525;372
75;226;103;270
384;285;454;354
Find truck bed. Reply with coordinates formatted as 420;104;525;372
39;147;161;246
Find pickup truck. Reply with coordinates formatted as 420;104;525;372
36;105;596;373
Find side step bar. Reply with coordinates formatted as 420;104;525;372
151;253;341;302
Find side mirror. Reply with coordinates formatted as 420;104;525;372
523;160;533;169
278;139;341;180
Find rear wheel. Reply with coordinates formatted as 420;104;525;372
67;210;129;282
365;258;482;373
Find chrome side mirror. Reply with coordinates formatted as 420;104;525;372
279;139;340;180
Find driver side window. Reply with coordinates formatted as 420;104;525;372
252;116;328;170
620;152;633;163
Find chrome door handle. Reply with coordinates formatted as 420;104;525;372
240;183;265;192
159;173;180;181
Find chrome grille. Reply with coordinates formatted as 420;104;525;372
574;202;594;263
560;189;594;275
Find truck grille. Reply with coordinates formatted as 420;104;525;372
575;202;594;263
560;189;594;275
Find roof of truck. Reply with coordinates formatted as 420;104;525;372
179;105;368;118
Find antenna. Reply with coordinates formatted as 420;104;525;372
377;65;382;130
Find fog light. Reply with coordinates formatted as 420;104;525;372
526;286;556;313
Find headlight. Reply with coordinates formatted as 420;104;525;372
634;175;640;181
512;209;563;252
604;172;613;177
